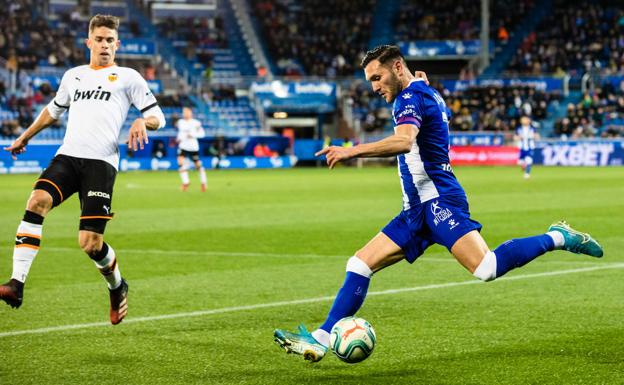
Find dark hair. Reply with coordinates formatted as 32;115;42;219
361;45;404;68
89;14;120;33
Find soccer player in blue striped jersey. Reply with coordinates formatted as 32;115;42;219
514;115;539;179
273;45;604;362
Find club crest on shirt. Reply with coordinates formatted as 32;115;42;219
108;73;118;82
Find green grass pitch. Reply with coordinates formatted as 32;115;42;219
0;166;622;385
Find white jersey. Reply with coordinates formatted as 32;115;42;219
176;118;205;152
47;64;166;169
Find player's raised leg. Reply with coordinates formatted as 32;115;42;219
79;230;128;324
274;232;404;362
0;190;53;308
454;222;603;282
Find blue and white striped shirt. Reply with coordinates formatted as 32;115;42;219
392;80;466;210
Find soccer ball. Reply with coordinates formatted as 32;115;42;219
330;316;376;363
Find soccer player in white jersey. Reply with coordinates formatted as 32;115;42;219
176;107;207;192
514;115;539;179
274;45;603;362
0;15;165;325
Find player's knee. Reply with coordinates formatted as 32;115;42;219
79;233;104;257
27;190;53;215
346;256;373;278
472;251;497;282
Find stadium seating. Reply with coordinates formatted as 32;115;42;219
554;79;624;138
250;0;374;76
506;0;624;75
394;0;535;42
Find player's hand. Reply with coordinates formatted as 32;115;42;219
3;137;28;160
128;118;149;151
414;71;430;85
315;146;353;169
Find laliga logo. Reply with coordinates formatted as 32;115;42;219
431;200;453;226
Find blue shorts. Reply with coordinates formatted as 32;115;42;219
519;149;534;161
381;195;482;263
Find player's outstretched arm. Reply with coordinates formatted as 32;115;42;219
315;124;418;169
3;107;57;159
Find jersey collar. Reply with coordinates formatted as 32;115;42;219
89;63;117;70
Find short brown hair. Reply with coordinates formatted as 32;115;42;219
88;14;120;33
361;45;404;68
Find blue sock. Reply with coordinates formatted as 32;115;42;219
525;164;532;174
319;272;370;333
494;234;555;277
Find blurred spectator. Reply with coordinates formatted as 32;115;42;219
144;63;156;81
253;142;277;157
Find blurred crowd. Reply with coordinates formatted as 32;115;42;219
554;80;624;138
394;0;534;43
0;79;58;138
345;81;562;134
252;0;373;77
442;84;559;132
507;0;624;76
0;1;84;71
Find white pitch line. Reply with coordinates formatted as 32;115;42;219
40;246;612;266
1;263;622;338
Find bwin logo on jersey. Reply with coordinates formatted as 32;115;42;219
431;200;453;226
73;86;111;102
88;190;110;199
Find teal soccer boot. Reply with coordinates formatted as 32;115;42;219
274;324;327;362
548;221;604;257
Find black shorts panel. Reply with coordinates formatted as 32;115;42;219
36;155;81;207
178;149;200;162
36;155;117;231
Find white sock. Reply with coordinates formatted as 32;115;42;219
12;221;43;283
199;167;207;185
473;251;497;281
180;170;190;185
92;243;122;289
312;329;330;347
547;231;565;249
346;256;373;277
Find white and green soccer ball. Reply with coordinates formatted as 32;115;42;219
330;316;376;363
